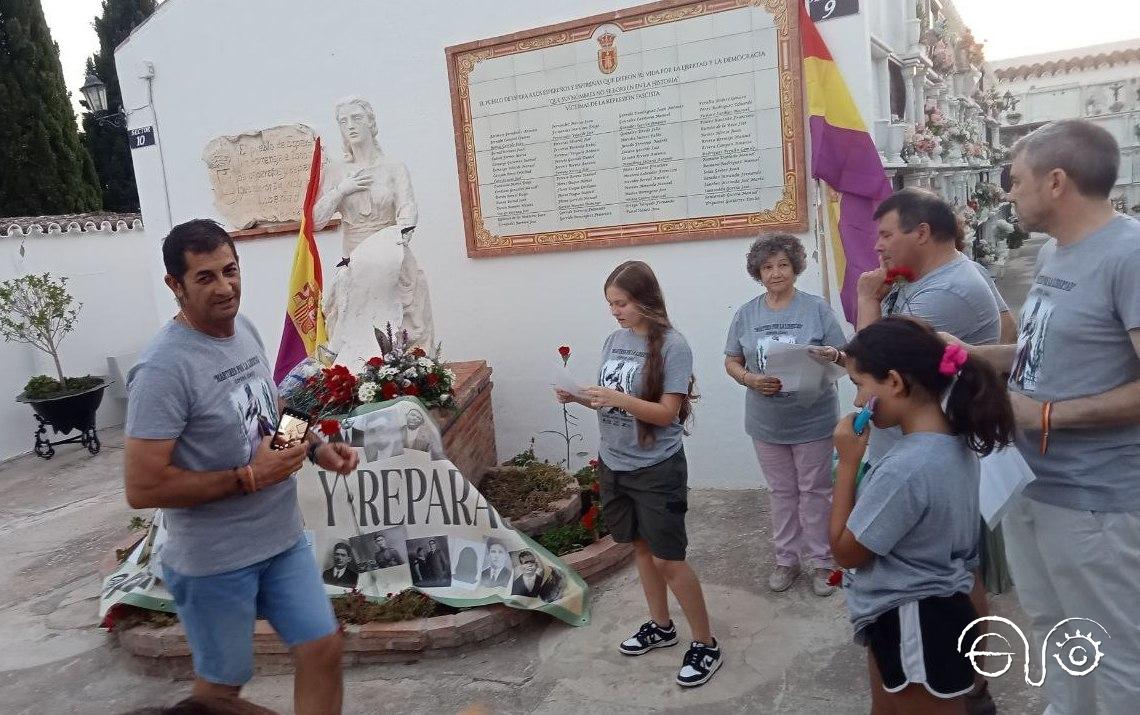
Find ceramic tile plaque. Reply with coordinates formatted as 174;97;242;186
446;0;806;257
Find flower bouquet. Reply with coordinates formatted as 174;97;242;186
281;323;456;422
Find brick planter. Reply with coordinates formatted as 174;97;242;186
112;537;633;678
434;360;496;487
508;490;582;536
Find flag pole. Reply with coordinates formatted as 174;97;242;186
813;178;833;306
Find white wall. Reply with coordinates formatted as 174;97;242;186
0;222;157;461
115;0;867;488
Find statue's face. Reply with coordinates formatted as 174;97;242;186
337;103;374;146
407;410;424;429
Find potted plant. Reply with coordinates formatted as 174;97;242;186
0;273;108;458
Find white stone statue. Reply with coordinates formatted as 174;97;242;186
313;96;435;367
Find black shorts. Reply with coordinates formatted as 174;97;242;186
597;448;688;561
863;592;979;699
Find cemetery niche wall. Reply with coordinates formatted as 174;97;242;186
447;0;808;257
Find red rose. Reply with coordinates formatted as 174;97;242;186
558;345;571;366
404;383;420;397
426;373;440;386
412;347;426;358
366;356;383;368
588;458;598;469
319;419;341;437
381;382;398;400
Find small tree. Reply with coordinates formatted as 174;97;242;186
0;273;82;384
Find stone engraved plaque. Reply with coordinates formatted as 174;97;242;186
446;0;807;257
202;124;317;229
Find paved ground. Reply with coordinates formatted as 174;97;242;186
0;429;1047;715
0;237;1050;714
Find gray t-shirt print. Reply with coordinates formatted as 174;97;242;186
724;290;847;444
867;254;1000;463
126;314;304;577
597;328;693;471
845;433;979;639
1010;214;1140;512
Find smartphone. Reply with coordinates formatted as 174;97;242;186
853;397;878;436
271;407;314;450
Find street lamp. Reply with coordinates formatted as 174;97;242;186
79;72;125;127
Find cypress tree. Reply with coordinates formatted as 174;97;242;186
0;0;103;217
81;0;156;212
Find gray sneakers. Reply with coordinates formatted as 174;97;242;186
768;564;799;592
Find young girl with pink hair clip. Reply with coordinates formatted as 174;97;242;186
829;316;1014;714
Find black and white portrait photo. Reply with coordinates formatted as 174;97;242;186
351;526;408;573
322;541;359;588
509;549;565;602
478;538;513;589
406;535;452;588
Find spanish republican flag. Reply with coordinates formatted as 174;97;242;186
273;137;328;384
800;4;893;323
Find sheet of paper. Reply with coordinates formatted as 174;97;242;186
551;366;589;397
762;341;813;393
979;446;1037;528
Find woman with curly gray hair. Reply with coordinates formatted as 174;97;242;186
724;233;847;596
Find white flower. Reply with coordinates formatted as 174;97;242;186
402;368;417;379
380;366;399;379
444;368;456;381
357;381;378;403
417;357;434;369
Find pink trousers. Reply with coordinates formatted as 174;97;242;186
752;437;835;568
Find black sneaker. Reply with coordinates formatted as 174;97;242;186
618;620;678;655
676;638;722;687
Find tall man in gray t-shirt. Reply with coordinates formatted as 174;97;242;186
963;120;1140;715
124;219;357;713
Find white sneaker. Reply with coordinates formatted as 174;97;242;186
768;564;799;592
812;568;837;597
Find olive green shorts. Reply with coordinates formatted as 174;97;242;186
598;448;689;561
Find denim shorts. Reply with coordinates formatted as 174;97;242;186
163;536;339;686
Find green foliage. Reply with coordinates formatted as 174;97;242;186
536;523;595;556
0;273;83;382
0;0;102;216
503;440;541;466
127;516;150;532
573;465;597;488
80;1;155;211
21;374;102;399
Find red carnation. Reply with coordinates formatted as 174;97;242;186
426;372;440;386
827;569;843;587
381;382;398;400
367;356;383;368
319;419;341;437
558;345;571;366
404;383;420;397
412;347;426;358
580;504;599;530
884;267;917;286
588;458;598;470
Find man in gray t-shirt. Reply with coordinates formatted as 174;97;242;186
123;219;356;701
967;120;1140;713
857;189;1001;464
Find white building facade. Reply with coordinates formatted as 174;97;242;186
2;0;998;484
993;39;1140;217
